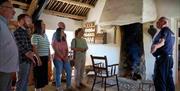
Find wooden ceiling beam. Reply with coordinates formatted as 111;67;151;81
44;10;86;20
32;0;49;22
46;0;54;9
11;0;29;9
56;0;94;8
27;0;38;16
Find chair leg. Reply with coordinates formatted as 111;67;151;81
101;78;104;87
116;75;119;91
91;76;97;91
104;78;106;91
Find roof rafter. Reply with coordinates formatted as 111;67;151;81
27;0;38;16
56;0;94;8
32;0;49;22
11;0;94;20
11;0;29;9
44;10;86;20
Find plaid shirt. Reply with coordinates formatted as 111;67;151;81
14;27;32;64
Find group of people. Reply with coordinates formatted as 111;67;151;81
0;1;50;90
52;22;88;91
0;0;176;91
0;0;88;91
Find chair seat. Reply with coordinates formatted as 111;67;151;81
90;55;119;91
97;73;117;77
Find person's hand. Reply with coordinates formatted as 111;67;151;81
34;54;42;66
37;59;42;66
63;56;68;61
151;45;157;53
25;51;36;64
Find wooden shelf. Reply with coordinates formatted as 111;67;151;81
95;33;107;44
83;22;96;43
83;22;107;44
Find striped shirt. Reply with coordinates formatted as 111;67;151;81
31;34;50;56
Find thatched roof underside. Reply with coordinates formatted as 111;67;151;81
12;0;98;20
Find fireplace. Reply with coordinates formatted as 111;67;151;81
119;23;145;80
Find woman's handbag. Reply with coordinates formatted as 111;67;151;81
69;38;76;67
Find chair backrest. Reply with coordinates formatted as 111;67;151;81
90;55;109;77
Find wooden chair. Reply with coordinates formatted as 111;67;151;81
90;55;119;91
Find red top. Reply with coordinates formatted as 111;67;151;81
52;40;68;61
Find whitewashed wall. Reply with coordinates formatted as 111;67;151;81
143;23;156;80
155;0;180;18
99;0;142;25
13;8;24;20
142;0;157;23
169;18;178;83
40;14;82;31
85;27;121;66
13;8;82;31
85;0;121;67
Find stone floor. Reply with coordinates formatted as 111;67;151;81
27;76;180;91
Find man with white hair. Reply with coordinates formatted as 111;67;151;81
0;0;19;91
151;17;175;91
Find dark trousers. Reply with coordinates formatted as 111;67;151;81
33;56;49;88
0;72;12;91
153;55;175;91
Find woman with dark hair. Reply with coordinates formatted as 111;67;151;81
31;20;50;91
71;28;88;88
52;22;72;91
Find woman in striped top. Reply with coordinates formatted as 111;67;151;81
31;20;50;91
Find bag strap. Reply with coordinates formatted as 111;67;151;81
73;38;76;59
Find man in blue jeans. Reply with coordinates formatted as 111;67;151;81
14;14;36;91
151;17;175;91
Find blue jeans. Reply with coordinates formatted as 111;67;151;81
16;62;31;91
53;59;71;88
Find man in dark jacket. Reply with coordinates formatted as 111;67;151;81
151;17;175;91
